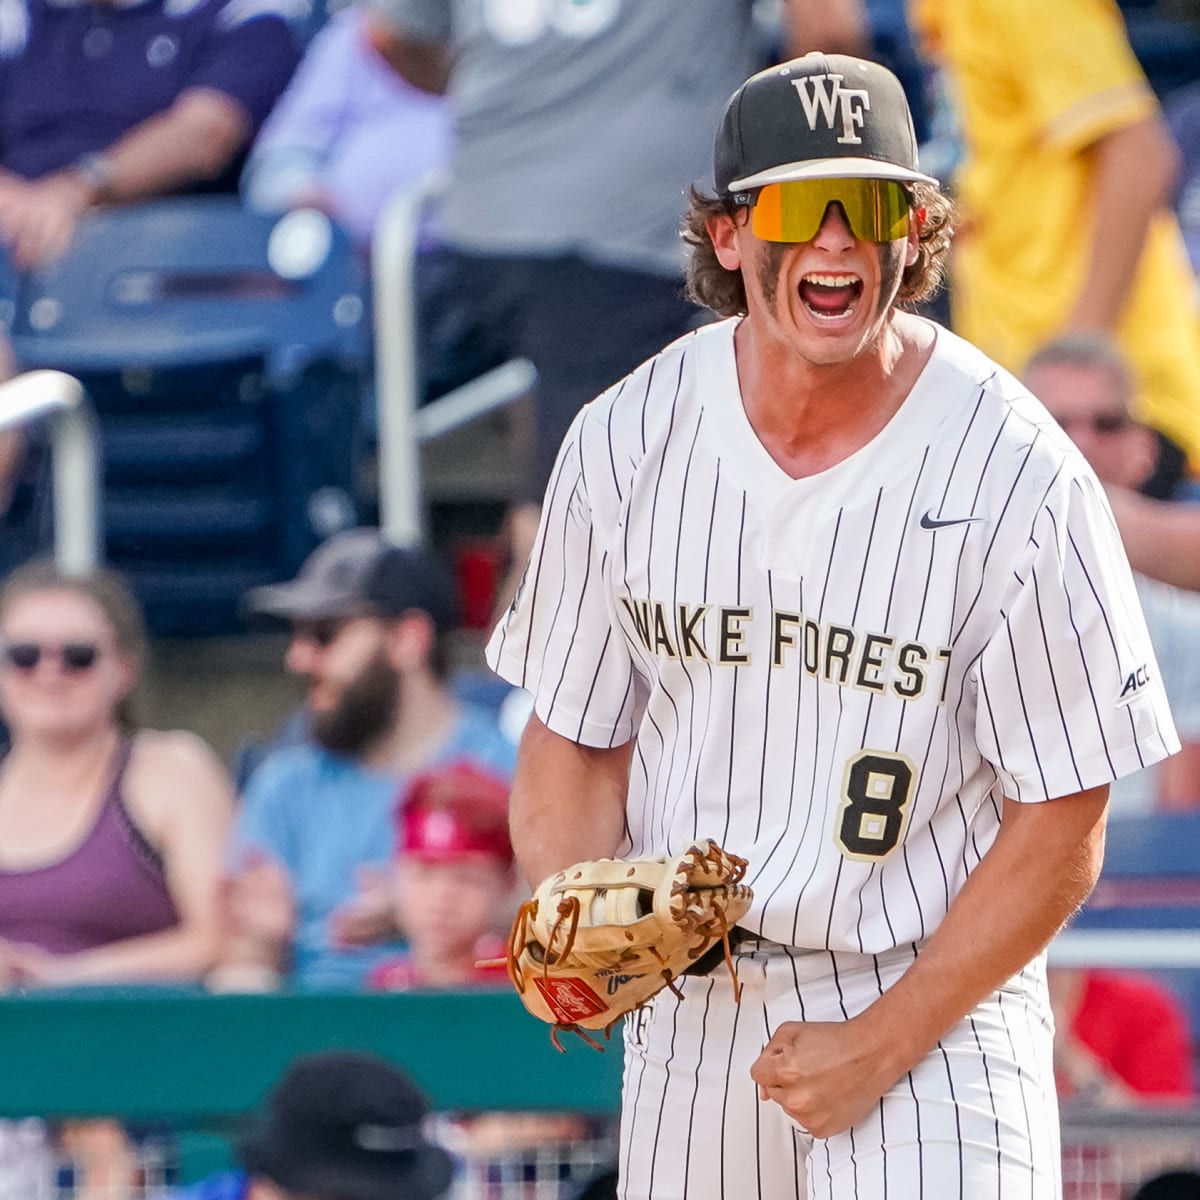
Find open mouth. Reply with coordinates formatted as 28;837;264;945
798;272;863;321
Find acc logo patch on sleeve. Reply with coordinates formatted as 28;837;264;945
1116;663;1152;706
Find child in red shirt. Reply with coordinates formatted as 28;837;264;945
1050;966;1195;1105
369;762;514;991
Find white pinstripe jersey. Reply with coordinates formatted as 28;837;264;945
486;317;1178;954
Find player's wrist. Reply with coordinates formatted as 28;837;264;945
851;994;933;1079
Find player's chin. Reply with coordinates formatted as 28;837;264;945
787;297;875;360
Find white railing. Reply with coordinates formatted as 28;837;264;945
1050;928;1200;970
0;369;100;574
371;178;536;547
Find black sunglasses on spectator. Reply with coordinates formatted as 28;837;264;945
291;618;354;648
3;641;101;672
1052;411;1132;436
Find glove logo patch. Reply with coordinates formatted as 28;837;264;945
533;976;607;1025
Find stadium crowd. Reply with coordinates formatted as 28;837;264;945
0;0;1199;1196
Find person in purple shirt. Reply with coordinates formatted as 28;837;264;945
242;0;451;250
0;0;300;269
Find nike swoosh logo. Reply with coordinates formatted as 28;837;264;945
920;511;985;530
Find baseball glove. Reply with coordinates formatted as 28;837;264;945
505;838;753;1050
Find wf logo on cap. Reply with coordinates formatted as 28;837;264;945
790;72;870;145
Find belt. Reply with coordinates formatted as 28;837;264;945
684;927;789;976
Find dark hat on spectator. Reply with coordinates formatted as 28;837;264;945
239;1050;454;1200
1131;1170;1200;1200
244;528;458;633
714;52;937;193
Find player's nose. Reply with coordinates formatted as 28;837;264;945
812;202;856;250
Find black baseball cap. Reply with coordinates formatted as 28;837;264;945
238;1051;454;1200
714;52;938;194
244;528;459;635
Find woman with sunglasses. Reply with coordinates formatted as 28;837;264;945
0;560;234;989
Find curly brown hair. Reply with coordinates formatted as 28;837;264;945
681;181;957;318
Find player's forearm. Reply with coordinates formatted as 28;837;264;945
508;714;633;887
1067;116;1178;331
73;89;250;205
856;788;1108;1078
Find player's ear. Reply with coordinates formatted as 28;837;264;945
707;211;743;271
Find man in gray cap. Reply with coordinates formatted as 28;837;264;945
212;529;516;993
160;1050;454;1199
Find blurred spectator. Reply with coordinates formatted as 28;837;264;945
368;761;513;990
571;1169;619;1200
911;0;1200;495
213;528;516;992
0;560;235;1200
0;0;300;269
1166;80;1200;276
1025;334;1200;813
859;0;932;142
1049;967;1195;1105
370;762;600;1190
0;560;234;986
241;0;451;250
1132;1170;1200;1200
157;1050;453;1200
370;0;821;595
1105;484;1200;591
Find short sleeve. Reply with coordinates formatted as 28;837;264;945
999;0;1156;152
365;0;450;42
486;415;645;748
974;471;1178;803
230;753;299;869
186;1;301;133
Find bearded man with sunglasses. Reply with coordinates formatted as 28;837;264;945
486;53;1177;1200
213;529;516;992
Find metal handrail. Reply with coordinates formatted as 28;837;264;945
371;178;536;546
0;369;100;574
1050;928;1200;970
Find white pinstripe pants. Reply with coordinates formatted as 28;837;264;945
618;943;1062;1200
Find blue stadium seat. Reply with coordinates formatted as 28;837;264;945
1070;812;1200;1041
1075;813;1200;931
9;198;371;634
1119;6;1200;98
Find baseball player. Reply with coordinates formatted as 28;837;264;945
487;53;1178;1200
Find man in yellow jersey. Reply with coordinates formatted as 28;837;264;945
910;0;1200;488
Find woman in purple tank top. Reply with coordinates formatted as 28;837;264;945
0;560;234;988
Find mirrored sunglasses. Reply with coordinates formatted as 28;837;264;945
742;178;911;244
4;641;101;672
